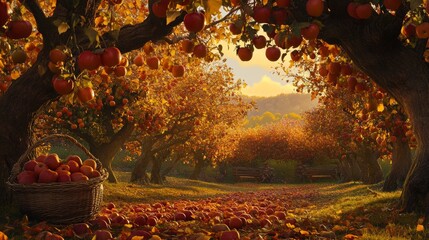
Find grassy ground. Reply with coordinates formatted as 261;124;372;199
2;171;426;239
105;172;424;239
104;171;285;203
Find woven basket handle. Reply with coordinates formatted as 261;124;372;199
9;134;101;183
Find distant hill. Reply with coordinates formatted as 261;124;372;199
244;93;318;117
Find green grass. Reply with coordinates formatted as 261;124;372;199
104;174;426;239
104;171;286;204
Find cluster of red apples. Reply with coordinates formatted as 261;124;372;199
16;154;101;184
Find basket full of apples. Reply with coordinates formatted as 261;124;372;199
7;134;108;224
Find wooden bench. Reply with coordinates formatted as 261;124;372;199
232;167;261;182
232;167;274;182
299;166;338;182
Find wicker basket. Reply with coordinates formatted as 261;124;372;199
7;134;108;224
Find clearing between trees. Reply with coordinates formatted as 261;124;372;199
1;174;425;239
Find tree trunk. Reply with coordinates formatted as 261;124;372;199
356;146;383;184
88;123;134;183
130;137;155;184
383;139;412;191
400;100;429;212
0;51;55;205
190;156;206;180
130;154;151;184
161;154;182;179
338;155;354;182
350;156;363;181
318;14;429;210
150;158;163;184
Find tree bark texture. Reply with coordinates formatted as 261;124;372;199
356;146;383;184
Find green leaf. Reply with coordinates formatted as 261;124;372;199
84;27;99;47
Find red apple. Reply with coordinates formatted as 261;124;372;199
67;160;80;173
383;0;401;11
35;154;47;163
301;23;320;40
184;12;205;33
146;56;159;70
44;153;61;170
355;3;372;19
220;230;240;240
134;215;148;226
57;170;71;182
347;2;359;19
93;230;113;240
174;212;187;221
38;169;59;183
272;8;288;25
17;171;37;184
80;165;94;177
237;47;253;61
56;164;70;172
72;223;91;237
265;46;281;61
101;47;122;67
77;87;95;103
252;35;267;49
193;44;207;58
34;162;48;175
228;217;244;229
71;172;89;182
306;0;324;17
23;159;38;171
66;155;83;166
253;5;271;23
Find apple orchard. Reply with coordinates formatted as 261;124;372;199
2;0;429;224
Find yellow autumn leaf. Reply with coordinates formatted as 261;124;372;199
344;234;360;239
203;0;222;23
416;224;424;232
377;103;385;112
300;230;310;236
11;70;21;80
166;10;182;25
58;22;70;34
131;237;144;240
149;235;162;240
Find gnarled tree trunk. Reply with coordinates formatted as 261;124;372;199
318;9;429;211
130;137;155;184
383;139;412;191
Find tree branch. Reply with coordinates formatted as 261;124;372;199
21;0;48;35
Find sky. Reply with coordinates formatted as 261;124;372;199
222;43;297;97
